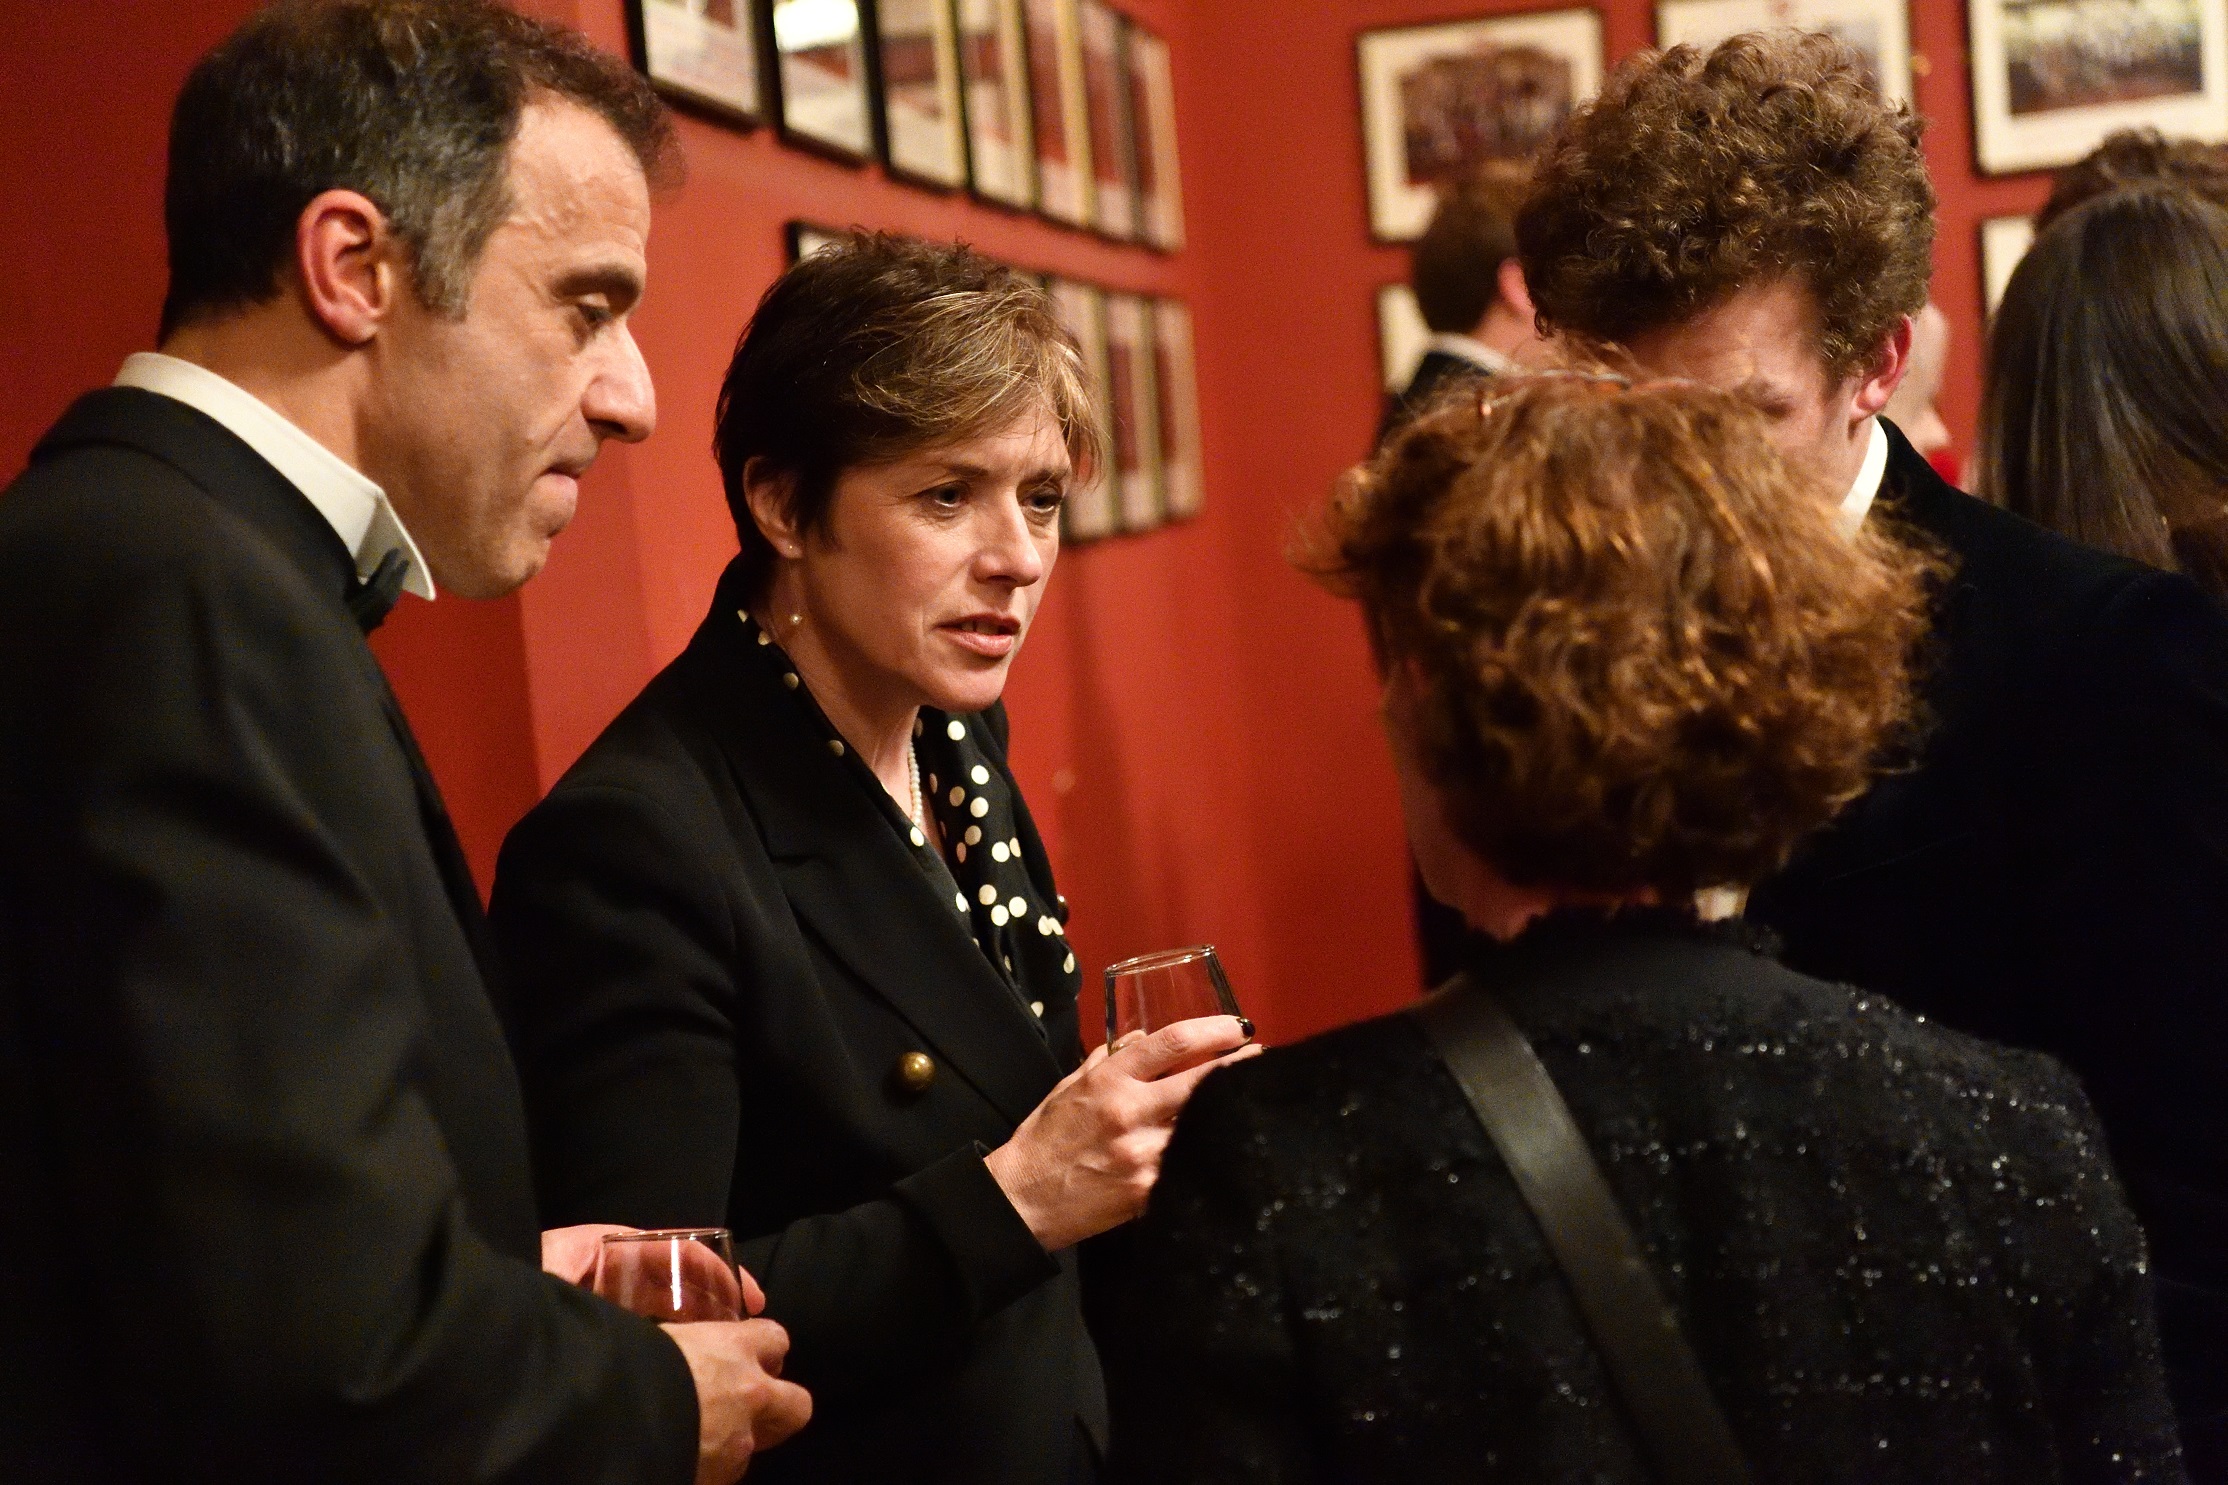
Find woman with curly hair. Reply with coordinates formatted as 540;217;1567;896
1097;374;2186;1483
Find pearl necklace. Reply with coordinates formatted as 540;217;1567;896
906;736;925;832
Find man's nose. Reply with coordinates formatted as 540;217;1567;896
585;324;656;444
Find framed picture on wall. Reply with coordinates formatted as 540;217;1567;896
767;0;875;159
1104;293;1164;529
875;0;969;186
957;0;1036;206
1152;299;1204;519
786;220;849;260
629;0;764;124
1377;283;1431;394
1079;0;1139;237
1656;0;1912;104
1968;0;2228;174
1980;213;2036;315
1358;8;1605;242
1049;280;1119;540
1022;0;1095;225
1127;23;1185;249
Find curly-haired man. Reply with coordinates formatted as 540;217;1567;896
1520;32;2228;1471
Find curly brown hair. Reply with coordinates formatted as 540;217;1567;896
1304;373;1935;896
1516;32;1934;378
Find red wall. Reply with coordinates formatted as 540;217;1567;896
0;0;2065;1047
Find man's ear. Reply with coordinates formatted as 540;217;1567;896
742;457;805;559
294;189;400;347
1852;313;1915;420
1497;257;1535;323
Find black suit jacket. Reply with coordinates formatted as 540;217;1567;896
1376;347;1493;448
1102;912;2186;1483
490;559;1103;1485
1750;421;2228;1467
0;389;695;1483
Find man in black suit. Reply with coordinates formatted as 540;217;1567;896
0;3;807;1481
1518;31;2228;1473
1377;162;1537;448
1382;164;1538;988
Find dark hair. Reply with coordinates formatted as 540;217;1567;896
1302;372;1934;896
1411;163;1530;334
1518;31;1934;378
714;233;1099;608
1978;184;2228;600
2036;127;2228;235
161;0;676;339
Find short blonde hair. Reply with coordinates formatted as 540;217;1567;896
715;233;1101;605
1305;372;1936;895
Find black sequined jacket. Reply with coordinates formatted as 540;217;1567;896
1100;911;2186;1483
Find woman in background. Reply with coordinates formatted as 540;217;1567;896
1099;374;2185;1483
491;235;1251;1484
1978;183;2228;601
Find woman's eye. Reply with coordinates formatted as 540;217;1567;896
1026;487;1067;517
925;484;967;509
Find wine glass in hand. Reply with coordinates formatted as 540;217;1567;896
1104;944;1246;1046
592;1229;746;1323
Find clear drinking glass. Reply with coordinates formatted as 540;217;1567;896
1104;943;1243;1045
592;1228;745;1323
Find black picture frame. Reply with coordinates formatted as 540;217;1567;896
764;0;877;162
626;0;766;129
869;0;971;189
956;0;1038;209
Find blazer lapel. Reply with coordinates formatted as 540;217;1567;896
679;577;1065;1128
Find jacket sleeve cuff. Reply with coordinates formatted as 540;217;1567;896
640;1313;703;1485
891;1144;1058;1320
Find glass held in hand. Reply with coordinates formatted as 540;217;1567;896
1104;943;1243;1045
592;1228;745;1323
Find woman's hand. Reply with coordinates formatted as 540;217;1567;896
984;1015;1259;1252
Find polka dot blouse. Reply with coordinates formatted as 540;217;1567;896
744;613;1079;1035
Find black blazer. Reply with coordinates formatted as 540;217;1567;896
490;559;1103;1485
1376;348;1492;448
0;389;694;1483
1749;422;2228;1465
1100;912;2187;1483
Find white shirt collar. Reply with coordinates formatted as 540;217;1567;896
1837;418;1890;538
113;352;435;601
1424;332;1518;376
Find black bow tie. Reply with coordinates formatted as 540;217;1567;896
347;549;412;634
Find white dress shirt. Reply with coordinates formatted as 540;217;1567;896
1838;417;1890;538
1423;332;1519;377
113;352;435;600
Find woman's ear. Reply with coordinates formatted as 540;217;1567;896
742;457;805;559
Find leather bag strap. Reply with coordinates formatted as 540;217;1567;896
1414;978;1753;1485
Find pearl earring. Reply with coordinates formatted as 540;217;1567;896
787;611;804;628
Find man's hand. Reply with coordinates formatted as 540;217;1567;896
664;1319;812;1485
541;1223;637;1286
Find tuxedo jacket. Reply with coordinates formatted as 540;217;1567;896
1749;421;2228;1466
490;559;1103;1485
0;389;694;1483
